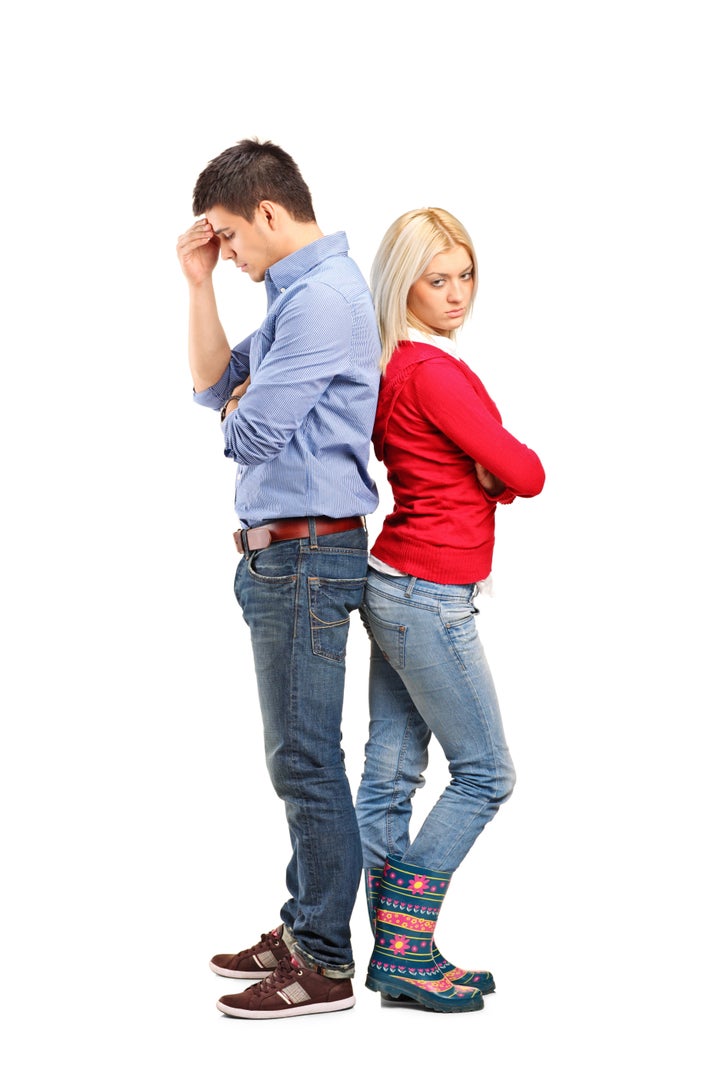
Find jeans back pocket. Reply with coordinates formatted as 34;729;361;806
308;577;365;662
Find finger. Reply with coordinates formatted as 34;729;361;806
176;230;217;255
177;232;210;251
177;220;213;243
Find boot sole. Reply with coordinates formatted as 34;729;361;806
367;974;484;1013
382;981;495;1001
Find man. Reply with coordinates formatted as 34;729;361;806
176;139;380;1019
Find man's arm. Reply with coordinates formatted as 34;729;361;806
221;284;352;465
176;218;232;392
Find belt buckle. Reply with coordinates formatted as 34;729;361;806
246;526;273;551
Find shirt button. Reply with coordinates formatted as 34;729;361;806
280;287;286;293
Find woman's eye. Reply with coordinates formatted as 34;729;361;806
431;279;445;287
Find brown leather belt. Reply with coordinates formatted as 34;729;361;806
234;516;364;554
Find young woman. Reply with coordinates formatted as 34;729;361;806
357;208;545;1013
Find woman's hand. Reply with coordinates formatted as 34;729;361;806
475;462;506;498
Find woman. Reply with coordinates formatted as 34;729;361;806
357;208;545;1013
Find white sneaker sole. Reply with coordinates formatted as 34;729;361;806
216;996;356;1019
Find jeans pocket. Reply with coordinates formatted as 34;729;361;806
362;606;408;669
308;577;365;662
245;546;298;583
440;599;479;650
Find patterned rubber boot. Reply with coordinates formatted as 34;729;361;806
365;868;383;929
365;857;484;1012
365;867;495;994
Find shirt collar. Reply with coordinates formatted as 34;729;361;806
265;231;349;295
407;328;460;358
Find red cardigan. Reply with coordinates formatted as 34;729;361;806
371;341;545;584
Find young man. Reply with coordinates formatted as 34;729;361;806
177;139;380;1019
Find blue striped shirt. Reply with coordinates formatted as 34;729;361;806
194;232;380;526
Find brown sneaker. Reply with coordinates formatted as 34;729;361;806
216;956;355;1019
209;926;291;979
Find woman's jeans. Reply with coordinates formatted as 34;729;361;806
234;525;367;976
356;567;516;874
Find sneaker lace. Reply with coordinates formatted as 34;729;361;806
248;956;296;996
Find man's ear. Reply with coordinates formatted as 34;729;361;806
257;200;281;231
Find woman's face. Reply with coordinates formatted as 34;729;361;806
408;245;474;336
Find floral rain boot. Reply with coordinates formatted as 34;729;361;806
365;857;484;1012
365;866;495;994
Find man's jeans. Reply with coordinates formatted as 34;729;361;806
234;524;367;976
356;568;516;874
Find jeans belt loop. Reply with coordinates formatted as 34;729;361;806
404;575;417;598
308;516;318;549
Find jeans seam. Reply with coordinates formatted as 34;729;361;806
385;712;417;858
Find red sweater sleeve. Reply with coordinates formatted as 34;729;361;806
408;357;545;498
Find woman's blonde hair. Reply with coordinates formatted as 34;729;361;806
370;207;478;371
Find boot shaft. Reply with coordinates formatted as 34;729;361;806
372;857;451;968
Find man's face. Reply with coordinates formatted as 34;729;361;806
205;205;274;283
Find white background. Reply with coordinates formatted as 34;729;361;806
1;2;718;1076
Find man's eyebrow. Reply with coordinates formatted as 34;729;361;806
213;227;230;236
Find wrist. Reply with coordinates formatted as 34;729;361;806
220;395;242;422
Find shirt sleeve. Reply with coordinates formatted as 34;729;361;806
192;335;253;411
411;358;545;498
222;283;353;466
